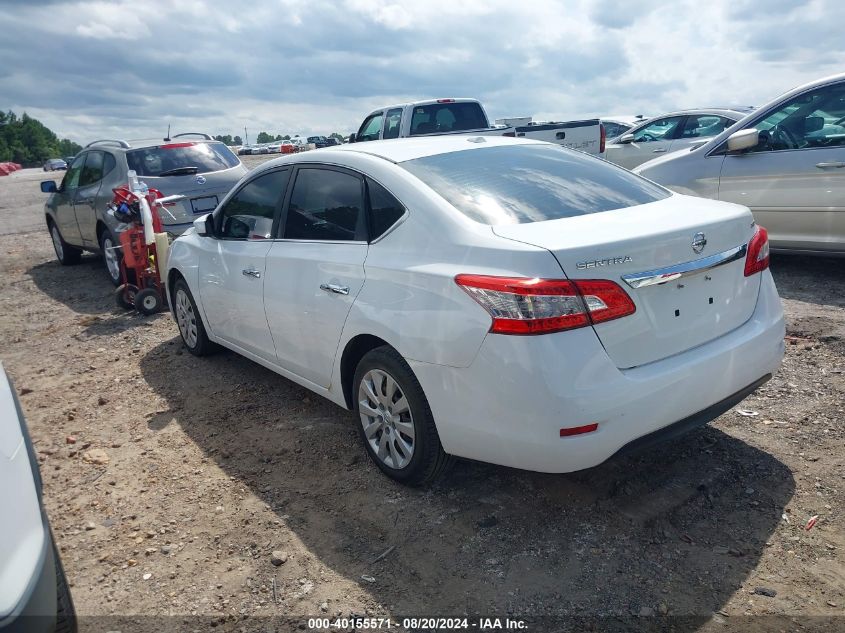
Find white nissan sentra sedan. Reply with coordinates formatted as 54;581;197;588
166;136;785;485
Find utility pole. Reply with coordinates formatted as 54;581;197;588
244;127;248;146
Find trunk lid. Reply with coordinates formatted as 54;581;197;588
492;195;762;368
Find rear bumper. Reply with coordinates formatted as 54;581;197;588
409;270;785;473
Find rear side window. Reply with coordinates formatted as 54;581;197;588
401;144;670;225
382;108;403;140
126;141;239;177
79;151;104;187
283;168;365;241
366;178;405;239
409;102;488;135
218;169;289;240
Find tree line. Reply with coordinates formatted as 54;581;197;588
0;110;82;166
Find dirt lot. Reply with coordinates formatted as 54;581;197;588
1;163;843;632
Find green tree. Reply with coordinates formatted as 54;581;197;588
256;131;274;144
233;135;242;145
0;109;81;166
329;132;344;141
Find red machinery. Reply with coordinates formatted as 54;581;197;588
110;183;169;315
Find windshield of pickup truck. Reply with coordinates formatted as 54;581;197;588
409;102;489;136
401;144;669;225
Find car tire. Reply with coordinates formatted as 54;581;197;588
134;287;162;315
173;278;217;356
99;229;123;286
353;346;453;486
49;221;82;266
53;537;78;633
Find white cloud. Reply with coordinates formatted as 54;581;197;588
2;0;843;142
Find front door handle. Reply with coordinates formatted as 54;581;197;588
816;162;845;169
652;148;667;153
242;268;261;279
76;197;95;205
320;283;349;295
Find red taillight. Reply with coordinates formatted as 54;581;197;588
744;226;770;276
160;142;195;149
560;423;598;437
436;98;456;103
599;123;606;154
454;275;635;335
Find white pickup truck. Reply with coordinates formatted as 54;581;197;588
349;98;605;155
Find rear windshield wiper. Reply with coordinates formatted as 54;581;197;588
158;166;199;177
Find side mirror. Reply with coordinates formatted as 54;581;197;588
726;128;759;152
40;181;57;193
618;133;635;144
193;213;212;236
348;133;356;144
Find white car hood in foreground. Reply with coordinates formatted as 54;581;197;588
0;365;46;619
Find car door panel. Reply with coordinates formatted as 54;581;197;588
197;168;290;360
719;148;845;252
199;239;276;359
54;155;85;245
264;242;367;386
263;165;369;388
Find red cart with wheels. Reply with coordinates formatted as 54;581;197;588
110;184;170;315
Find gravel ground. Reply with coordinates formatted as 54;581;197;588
0;162;843;632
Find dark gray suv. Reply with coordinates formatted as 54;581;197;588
41;134;247;285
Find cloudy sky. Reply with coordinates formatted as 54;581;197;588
2;0;843;144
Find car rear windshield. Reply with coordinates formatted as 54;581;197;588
126;141;240;177
401;144;670;225
409;102;489;136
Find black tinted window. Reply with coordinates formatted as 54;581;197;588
284;169;364;241
127;141;239;177
79;151;104;187
402;144;669;225
219;169;289;239
367;178;405;239
409;102;488;135
383;108;403;140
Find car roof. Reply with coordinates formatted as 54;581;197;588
84;135;218;152
257;135;543;168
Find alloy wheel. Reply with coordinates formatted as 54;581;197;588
102;236;120;283
175;288;198;348
358;369;415;469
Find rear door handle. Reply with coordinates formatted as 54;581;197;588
76;197;95;204
242;268;261;278
816;162;845;168
652;148;667;153
320;283;349;295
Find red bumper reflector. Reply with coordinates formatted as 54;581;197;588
560;423;598;437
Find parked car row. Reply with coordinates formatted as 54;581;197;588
238;136;342;156
38;71;842;488
635;72;845;256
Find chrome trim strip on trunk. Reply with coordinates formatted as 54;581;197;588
621;243;748;289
